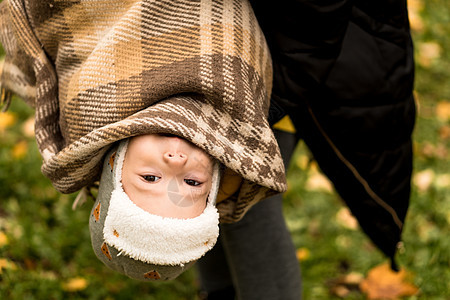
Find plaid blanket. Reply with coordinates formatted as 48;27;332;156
0;0;286;222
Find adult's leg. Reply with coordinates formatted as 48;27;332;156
197;129;301;300
197;236;236;299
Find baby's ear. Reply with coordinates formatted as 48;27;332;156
108;152;117;172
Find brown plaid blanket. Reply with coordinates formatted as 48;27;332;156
0;0;286;222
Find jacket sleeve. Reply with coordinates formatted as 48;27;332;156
250;0;354;106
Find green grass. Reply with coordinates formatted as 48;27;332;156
1;0;449;299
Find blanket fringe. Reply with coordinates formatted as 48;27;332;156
72;184;98;210
1;86;12;112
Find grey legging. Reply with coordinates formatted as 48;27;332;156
196;129;302;300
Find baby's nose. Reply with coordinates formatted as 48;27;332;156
163;151;187;166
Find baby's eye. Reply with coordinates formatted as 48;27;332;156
142;175;161;182
184;179;201;186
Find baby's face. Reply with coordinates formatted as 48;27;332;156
121;134;214;219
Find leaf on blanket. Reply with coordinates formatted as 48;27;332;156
360;263;419;299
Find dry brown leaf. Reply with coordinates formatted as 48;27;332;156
24;258;37;270
420;142;448;160
360;263;419;299
62;277;88;292
420;142;435;158
439;125;450;140
328;272;364;298
434;144;448;159
436;101;450;121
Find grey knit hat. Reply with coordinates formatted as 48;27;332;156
89;139;221;281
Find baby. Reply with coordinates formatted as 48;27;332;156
122;134;215;219
89;134;222;281
1;0;284;283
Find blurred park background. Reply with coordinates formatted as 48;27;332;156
0;0;449;299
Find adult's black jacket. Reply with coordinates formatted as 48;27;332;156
254;0;416;268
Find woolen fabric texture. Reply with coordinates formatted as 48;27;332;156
0;0;285;223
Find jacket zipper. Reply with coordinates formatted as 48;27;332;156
307;105;403;230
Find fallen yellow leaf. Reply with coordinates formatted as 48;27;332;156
62;277;88;292
436;101;450;121
0;232;8;247
0;111;17;132
296;247;310;261
360;263;419;299
407;0;424;32
12;140;28;160
0;258;17;274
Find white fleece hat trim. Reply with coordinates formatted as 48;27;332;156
103;139;220;266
